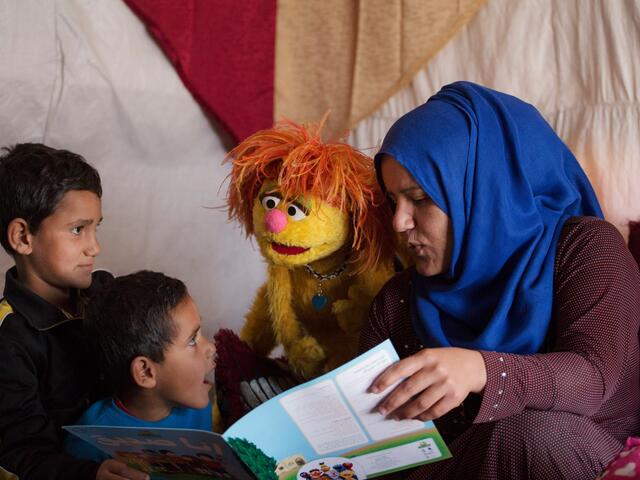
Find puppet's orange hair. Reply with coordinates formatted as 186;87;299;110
225;119;394;273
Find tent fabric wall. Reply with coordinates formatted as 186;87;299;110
350;0;640;240
0;0;266;337
1;0;639;337
120;0;485;143
275;0;486;140
123;0;277;143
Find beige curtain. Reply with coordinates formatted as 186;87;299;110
275;0;487;140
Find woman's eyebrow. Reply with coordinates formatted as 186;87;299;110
400;186;424;194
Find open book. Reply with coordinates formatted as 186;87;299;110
64;340;451;479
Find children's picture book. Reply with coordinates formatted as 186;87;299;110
64;340;451;480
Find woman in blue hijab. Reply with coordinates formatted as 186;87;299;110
362;82;640;479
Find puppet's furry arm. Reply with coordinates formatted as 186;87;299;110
332;261;395;334
240;283;277;356
268;265;326;378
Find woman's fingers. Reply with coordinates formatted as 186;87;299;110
416;395;460;422
369;347;485;420
375;366;431;415
369;350;430;394
389;381;450;420
374;352;446;416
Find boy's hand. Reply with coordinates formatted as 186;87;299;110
96;459;149;480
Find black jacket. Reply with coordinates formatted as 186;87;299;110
0;267;110;479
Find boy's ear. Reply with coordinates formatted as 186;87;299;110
130;356;157;389
7;218;33;255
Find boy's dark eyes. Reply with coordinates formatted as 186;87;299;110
71;226;84;235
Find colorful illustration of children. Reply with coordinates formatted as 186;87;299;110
319;462;340;480
309;468;324;479
181;454;211;475
113;451;152;473
196;453;232;478
140;449;166;471
157;449;192;473
339;469;357;480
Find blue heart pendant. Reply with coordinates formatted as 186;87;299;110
312;294;328;310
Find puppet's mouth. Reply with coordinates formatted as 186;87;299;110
271;242;309;255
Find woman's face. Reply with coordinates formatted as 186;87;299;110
380;155;453;277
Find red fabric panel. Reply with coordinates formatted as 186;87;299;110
124;0;276;143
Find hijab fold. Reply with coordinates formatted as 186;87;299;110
375;82;602;354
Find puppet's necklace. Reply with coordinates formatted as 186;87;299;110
304;261;347;310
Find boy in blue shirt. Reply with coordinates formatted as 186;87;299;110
65;270;217;462
0;143;148;480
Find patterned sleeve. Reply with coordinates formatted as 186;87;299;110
474;218;640;423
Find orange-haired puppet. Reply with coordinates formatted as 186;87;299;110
226;119;396;379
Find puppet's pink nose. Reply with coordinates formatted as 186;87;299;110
265;209;287;233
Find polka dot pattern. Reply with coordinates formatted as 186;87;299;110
359;217;640;479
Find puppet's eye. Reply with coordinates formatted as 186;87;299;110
286;203;307;221
261;195;281;210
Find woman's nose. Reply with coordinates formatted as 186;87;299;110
264;209;287;233
392;207;414;232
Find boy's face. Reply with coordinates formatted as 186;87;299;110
22;190;102;303
154;295;216;411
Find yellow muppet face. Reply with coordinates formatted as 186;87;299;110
252;183;350;267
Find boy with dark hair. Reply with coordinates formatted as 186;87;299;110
0;143;147;480
65;270;216;462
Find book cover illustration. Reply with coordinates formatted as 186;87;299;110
63;425;253;480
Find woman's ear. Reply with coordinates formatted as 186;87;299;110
7;218;33;255
130;356;157;389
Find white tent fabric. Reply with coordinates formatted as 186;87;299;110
0;0;265;336
1;0;639;336
350;0;640;241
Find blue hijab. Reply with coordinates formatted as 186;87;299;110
375;82;603;354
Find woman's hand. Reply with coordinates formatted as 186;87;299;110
370;347;487;421
96;459;149;480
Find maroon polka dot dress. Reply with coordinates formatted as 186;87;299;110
360;217;640;480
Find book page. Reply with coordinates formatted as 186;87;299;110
335;349;424;441
279;380;368;454
223;340;451;479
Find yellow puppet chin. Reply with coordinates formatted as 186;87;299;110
252;193;350;268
